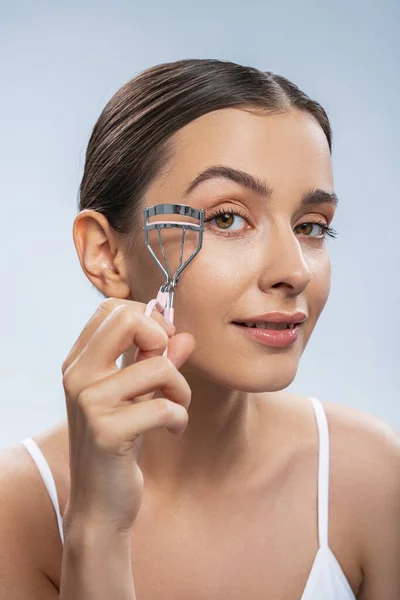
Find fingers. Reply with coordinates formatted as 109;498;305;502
78;396;190;458
134;331;196;368
77;352;191;412
60;298;195;535
73;354;192;450
62;298;175;376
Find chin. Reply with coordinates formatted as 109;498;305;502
191;356;299;393
224;371;298;393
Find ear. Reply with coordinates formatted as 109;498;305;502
73;209;132;299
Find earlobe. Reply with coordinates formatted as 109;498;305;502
95;266;132;300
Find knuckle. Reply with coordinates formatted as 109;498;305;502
184;382;192;404
112;305;169;348
61;362;71;382
154;397;176;420
155;356;175;378
114;304;139;329
142;314;169;341
151;318;169;339
100;297;121;312
100;298;147;317
62;365;78;393
62;352;81;381
61;359;69;376
76;388;94;413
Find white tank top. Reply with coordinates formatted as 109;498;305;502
20;396;356;599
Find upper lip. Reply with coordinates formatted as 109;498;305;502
234;311;308;324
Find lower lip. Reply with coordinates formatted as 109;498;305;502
233;323;301;347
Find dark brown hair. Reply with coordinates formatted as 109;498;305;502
79;58;332;256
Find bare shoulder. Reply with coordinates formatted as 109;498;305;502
321;400;400;512
322;400;400;595
322;399;400;485
0;422;70;590
286;394;399;509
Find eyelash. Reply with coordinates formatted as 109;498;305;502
204;207;338;239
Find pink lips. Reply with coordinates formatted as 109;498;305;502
235;311;307;325
233;322;302;347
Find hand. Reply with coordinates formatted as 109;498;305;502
61;298;195;537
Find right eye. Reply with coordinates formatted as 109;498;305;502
204;207;252;235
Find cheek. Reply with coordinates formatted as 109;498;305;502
202;253;246;288
308;251;331;319
174;249;248;325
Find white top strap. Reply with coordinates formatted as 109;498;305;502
308;397;329;548
19;400;330;552
20;438;64;545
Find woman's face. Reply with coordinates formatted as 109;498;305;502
126;107;336;392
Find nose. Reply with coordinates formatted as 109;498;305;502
258;222;313;295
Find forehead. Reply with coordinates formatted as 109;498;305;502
152;107;333;198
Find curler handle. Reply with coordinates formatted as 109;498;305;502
163;307;174;325
143;292;174;358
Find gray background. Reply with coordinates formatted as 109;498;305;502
0;0;398;450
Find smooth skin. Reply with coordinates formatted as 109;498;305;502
0;107;399;599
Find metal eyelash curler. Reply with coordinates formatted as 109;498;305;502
138;203;204;359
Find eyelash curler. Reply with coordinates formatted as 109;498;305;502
137;203;205;360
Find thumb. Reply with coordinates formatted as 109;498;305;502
163;332;196;369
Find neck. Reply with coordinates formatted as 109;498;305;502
133;360;277;497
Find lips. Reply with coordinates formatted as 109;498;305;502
234;322;299;330
232;311;307;330
233;321;302;348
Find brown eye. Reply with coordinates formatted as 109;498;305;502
298;223;313;235
215;213;234;229
296;222;331;238
204;208;251;235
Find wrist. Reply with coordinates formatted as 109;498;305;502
63;513;132;552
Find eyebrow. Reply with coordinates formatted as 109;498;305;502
183;165;338;208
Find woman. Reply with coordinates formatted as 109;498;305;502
1;58;399;599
